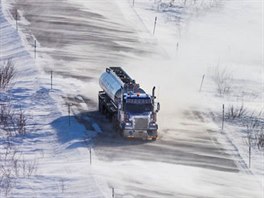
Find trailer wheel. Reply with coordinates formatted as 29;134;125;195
112;115;118;130
106;112;112;120
98;97;103;113
102;105;106;115
98;101;102;113
108;113;113;121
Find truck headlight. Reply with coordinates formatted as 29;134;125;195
149;122;158;129
125;122;133;127
149;122;156;126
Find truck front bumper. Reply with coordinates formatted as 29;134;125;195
123;129;158;140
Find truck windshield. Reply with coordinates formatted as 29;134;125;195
125;98;152;113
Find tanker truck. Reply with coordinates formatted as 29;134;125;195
98;67;160;140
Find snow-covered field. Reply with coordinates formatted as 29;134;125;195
126;0;263;189
0;0;263;197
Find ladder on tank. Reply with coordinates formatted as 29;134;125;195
109;67;134;84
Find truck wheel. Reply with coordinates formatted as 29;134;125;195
102;106;106;115
106;112;112;120
98;98;102;113
108;114;113;121
99;103;102;113
112;115;118;130
119;130;124;137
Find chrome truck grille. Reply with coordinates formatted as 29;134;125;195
134;118;148;130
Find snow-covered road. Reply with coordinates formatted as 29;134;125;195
10;0;161;83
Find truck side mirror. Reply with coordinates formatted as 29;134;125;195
152;86;156;99
156;102;160;112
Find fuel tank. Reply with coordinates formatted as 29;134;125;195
99;69;124;102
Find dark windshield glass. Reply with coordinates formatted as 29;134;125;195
125;99;153;113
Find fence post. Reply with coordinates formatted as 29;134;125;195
222;104;224;132
199;74;205;92
112;187;115;198
249;137;251;168
34;40;37;59
153;16;157;35
50;71;53;90
68;104;71;126
15;9;18;31
89;147;92;165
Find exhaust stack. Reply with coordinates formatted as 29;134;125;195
152;86;156;99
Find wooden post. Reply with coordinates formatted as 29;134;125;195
249;137;251;168
199;74;205;92
15;9;18;31
50;71;53;90
153;16;157;35
112;188;115;198
89;147;92;165
132;0;135;7
68;104;71;126
222;104;224;131
34;40;37;59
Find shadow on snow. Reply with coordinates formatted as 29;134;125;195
51;115;96;150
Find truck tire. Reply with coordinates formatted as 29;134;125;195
112;115;118;130
102;105;106;115
108;113;113;121
105;111;111;120
98;100;102;113
98;98;104;113
119;129;124;137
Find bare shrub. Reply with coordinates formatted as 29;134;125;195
21;157;38;178
169;0;175;7
211;66;233;96
226;104;247;120
58;178;66;193
0;104;27;137
0;105;34;197
0;147;18;197
0;146;38;197
244;116;257;168
246;113;261;140
0;59;37;197
0;175;13;197
0;104;14;128
244;111;264;154
0;60;15;91
16;109;27;135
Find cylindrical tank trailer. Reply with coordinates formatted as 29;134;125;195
99;69;123;103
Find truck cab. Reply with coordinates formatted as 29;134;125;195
118;93;159;140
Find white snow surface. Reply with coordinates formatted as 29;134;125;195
0;0;263;197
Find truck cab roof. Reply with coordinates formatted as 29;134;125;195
124;92;151;99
